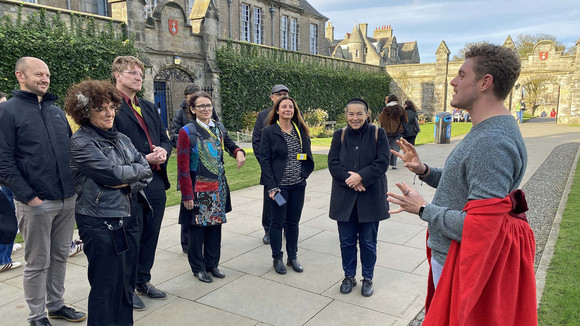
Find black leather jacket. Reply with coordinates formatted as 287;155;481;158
70;125;152;218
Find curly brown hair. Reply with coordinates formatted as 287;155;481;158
64;80;122;126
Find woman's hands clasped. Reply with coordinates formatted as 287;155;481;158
345;171;366;192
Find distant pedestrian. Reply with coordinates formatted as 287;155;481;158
402;99;420;145
379;94;407;169
516;99;526;123
550;108;556;118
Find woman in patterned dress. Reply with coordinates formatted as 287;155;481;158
177;92;245;283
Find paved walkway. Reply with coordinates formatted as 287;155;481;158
1;118;579;326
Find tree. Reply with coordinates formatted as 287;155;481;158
521;75;553;116
451;41;489;61
515;33;567;58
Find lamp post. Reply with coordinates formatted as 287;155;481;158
269;5;276;46
227;0;232;39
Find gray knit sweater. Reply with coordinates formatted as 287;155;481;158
421;115;527;265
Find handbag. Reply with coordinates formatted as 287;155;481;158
414;117;421;133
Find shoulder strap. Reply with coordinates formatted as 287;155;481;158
183;123;197;147
341;127;346;143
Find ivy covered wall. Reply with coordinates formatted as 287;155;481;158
216;42;391;131
0;8;138;107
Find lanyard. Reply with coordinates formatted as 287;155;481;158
277;121;303;150
198;120;225;151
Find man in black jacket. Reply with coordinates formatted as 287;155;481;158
251;84;289;244
111;56;172;310
0;57;85;326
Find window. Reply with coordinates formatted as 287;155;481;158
310;24;318;54
253;7;262;44
290;18;298;51
240;4;250;42
355;50;360;58
280;16;288;49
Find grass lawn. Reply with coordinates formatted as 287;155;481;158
165;153;329;207
310;122;473;147
537;161;580;325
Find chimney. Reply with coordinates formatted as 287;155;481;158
325;22;334;42
358;23;368;38
373;24;394;39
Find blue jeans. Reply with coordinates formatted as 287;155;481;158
337;207;379;279
517;110;524;124
0;187;15;265
269;180;306;260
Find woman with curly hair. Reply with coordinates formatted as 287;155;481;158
65;80;152;326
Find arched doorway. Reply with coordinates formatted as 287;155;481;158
154;67;194;128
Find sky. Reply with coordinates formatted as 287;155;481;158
307;0;580;63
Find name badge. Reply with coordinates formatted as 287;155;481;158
296;153;307;161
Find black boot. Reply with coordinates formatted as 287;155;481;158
273;259;287;274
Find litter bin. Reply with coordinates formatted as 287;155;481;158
434;112;452;144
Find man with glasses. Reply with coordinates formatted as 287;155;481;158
0;57;85;325
111;56;172;310
252;84;289;244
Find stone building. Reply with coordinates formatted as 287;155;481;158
325;23;420;66
2;0;327;127
386;36;580;124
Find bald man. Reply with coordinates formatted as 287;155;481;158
0;57;85;326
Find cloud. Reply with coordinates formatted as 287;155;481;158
315;0;580;63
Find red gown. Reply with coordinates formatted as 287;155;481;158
423;190;537;326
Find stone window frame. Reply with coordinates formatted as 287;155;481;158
309;23;318;55
280;15;288;49
240;3;251;42
290;17;299;51
253;6;263;45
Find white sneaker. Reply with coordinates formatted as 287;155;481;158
0;261;21;272
12;243;22;252
69;240;84;257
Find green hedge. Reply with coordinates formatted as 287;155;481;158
0;8;138;106
216;42;390;131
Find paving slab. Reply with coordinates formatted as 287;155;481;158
197;274;332;326
2;119;578;325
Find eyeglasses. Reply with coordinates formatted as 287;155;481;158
93;105;119;113
195;104;213;111
121;71;145;80
272;92;289;97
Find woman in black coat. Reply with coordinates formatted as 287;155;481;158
402;99;420;145
328;98;390;297
259;97;314;275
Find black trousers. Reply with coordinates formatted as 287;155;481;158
76;213;139;326
403;135;417;146
187;224;222;273
180;224;189;252
262;185;272;232
269;180;306;260
135;172;166;286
